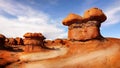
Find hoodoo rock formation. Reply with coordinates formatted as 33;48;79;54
62;8;106;41
23;32;45;45
0;7;120;68
23;32;46;52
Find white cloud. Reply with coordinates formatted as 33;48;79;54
0;0;67;39
103;1;120;26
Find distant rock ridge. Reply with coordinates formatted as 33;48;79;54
0;7;120;68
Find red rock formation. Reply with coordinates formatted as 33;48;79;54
0;50;19;66
62;13;83;26
83;8;107;23
23;32;45;45
62;8;106;41
23;32;46;52
6;38;120;68
5;38;17;46
15;37;23;45
68;21;101;41
0;34;5;46
44;40;53;46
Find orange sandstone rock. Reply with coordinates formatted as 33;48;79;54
68;21;101;41
15;37;23;45
23;32;45;45
0;34;5;46
6;38;120;68
5;38;17;45
83;7;107;23
62;8;106;41
23;32;46;52
23;32;45;40
62;13;83;26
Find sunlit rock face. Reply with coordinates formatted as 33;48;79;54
68;21;101;41
62;8;106;41
23;32;45;45
23;32;46;52
6;38;120;68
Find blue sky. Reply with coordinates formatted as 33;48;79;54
0;0;120;39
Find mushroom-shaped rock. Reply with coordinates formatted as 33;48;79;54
23;32;46;52
0;34;6;46
62;8;106;41
83;7;107;23
23;32;45;45
62;13;83;26
23;33;45;40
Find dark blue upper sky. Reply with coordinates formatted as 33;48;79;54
10;0;114;18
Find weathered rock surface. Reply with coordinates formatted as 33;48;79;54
6;38;120;68
5;38;17;46
83;7;107;23
0;34;5;46
23;32;45;45
15;37;23;45
0;50;19;66
62;13;83;26
23;32;47;52
68;21;101;41
62;7;106;41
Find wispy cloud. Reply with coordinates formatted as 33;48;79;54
0;0;67;39
103;1;120;26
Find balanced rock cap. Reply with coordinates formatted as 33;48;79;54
83;8;107;23
23;32;45;39
62;13;83;26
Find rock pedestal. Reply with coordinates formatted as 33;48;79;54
68;21;101;41
23;32;45;52
62;8;107;41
